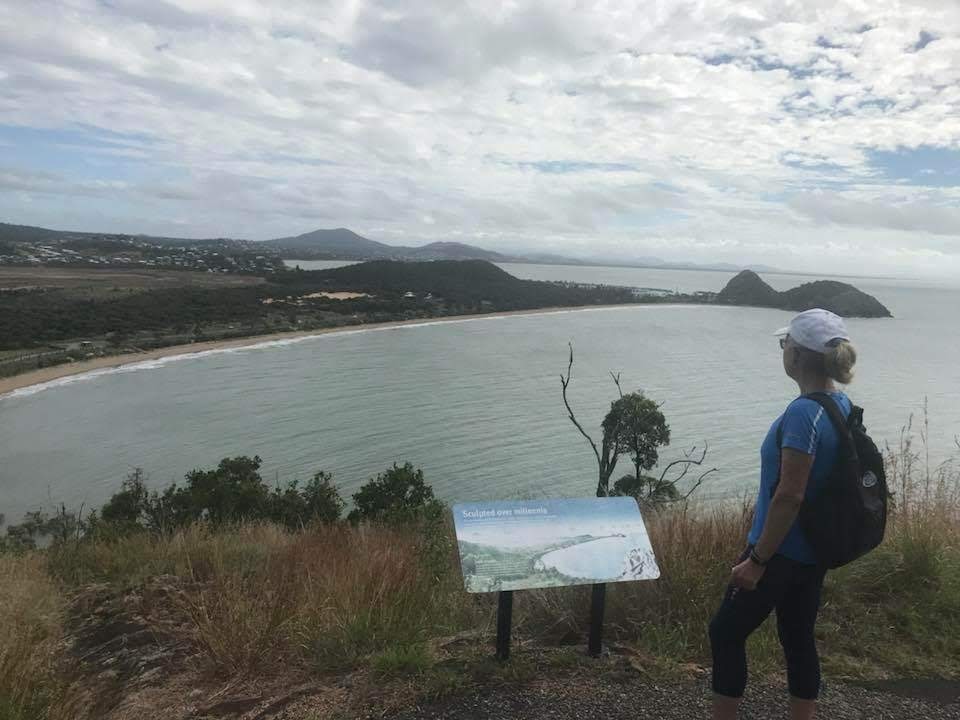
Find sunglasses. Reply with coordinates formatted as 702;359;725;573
779;336;788;350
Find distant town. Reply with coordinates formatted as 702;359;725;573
0;231;284;274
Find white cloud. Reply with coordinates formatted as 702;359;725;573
1;0;959;278
788;189;960;239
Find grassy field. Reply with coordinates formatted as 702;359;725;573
0;267;265;293
1;441;958;719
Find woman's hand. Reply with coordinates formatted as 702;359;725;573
730;558;766;591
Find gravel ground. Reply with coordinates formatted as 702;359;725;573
378;675;960;720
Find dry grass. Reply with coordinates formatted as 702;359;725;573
177;522;468;674
512;408;960;677
3;428;959;717
0;554;63;720
0;267;263;292
52;521;480;677
39;441;960;684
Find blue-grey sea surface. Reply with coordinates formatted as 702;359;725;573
1;264;958;520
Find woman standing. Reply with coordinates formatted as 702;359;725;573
709;308;858;720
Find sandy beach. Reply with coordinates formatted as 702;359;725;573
0;304;643;397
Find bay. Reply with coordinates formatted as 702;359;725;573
2;264;958;521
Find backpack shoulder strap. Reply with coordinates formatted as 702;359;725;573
772;394;852;498
802;392;857;458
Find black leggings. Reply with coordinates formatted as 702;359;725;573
709;548;827;700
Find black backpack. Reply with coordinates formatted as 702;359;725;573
776;392;888;569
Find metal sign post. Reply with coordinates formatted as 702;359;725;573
587;583;606;657
496;590;514;661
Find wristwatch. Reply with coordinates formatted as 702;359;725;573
749;548;768;567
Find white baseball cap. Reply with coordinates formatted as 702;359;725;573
774;308;850;353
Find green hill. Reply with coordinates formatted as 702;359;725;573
263;228;395;257
276;259;634;309
715;270;891;318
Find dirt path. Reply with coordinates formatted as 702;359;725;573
373;675;959;720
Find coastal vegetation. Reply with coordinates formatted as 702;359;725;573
1;416;957;719
0;260;890;382
0;261;644;378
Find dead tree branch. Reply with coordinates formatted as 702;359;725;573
683;468;719;500
561;344;620;496
561;343;601;467
610;371;624;398
655;442;717;500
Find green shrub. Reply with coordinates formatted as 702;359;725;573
348;463;440;523
85;459;346;537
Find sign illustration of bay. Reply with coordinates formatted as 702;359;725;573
453;497;659;659
453;497;659;592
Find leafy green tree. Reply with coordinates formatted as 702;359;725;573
182;455;271;525
0;506;81;551
612;473;680;507
97;468;151;534
268;471;344;528
300;471;345;523
605;391;670;482
348;463;438;523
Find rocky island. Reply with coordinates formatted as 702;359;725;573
715;270;892;318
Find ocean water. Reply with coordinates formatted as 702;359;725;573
2;265;959;521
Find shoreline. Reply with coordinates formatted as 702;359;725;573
0;303;652;397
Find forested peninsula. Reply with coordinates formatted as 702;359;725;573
0;260;890;383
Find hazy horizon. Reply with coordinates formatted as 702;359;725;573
5;217;954;283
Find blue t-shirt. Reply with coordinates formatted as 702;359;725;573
747;391;851;564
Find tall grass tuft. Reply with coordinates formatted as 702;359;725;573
0;554;63;720
47;519;479;676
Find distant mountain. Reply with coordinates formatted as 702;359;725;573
260;228;519;262
518;252;589;265
261;227;785;271
262;228;395;257
581;256;781;273
3;221;788;274
0;222;70;244
405;242;511;262
716;270;891;318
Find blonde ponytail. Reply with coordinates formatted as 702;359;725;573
824;341;857;384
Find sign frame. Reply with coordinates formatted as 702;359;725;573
451;496;659;660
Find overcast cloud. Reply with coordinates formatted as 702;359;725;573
1;0;959;278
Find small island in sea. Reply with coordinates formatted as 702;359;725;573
714;270;892;318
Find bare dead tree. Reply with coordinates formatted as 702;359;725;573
610;371;623;398
560;344;620;496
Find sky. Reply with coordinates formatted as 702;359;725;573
1;1;959;279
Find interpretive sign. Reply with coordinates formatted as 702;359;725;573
452;497;660;593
